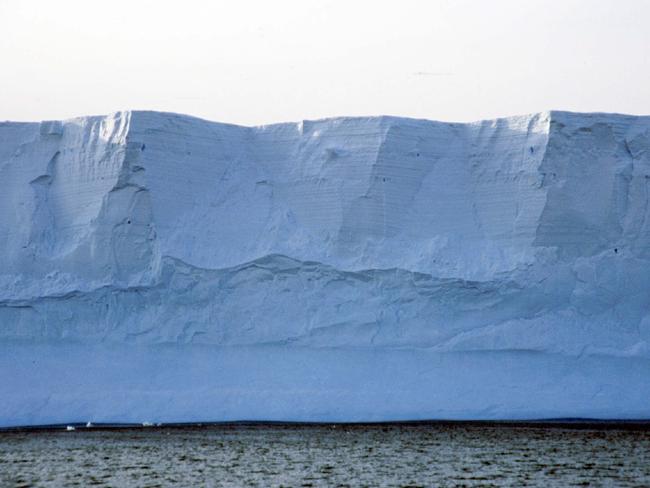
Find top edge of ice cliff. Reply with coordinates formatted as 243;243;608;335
3;109;650;130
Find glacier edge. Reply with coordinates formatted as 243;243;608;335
1;110;650;425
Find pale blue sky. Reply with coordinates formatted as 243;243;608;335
1;0;648;124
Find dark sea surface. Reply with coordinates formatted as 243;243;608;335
1;422;649;487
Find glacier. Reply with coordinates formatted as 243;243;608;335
1;110;650;427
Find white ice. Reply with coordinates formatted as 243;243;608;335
1;110;649;426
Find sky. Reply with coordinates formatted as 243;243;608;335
1;0;648;125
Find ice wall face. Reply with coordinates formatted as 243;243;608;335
1;110;650;426
0;113;157;292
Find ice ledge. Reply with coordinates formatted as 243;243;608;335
2;253;649;359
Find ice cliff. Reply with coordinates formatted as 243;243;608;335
1;110;650;426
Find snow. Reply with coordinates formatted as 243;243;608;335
1;110;650;426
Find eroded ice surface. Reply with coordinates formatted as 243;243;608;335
1;111;650;426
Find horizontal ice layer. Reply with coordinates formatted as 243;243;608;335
3;344;649;426
1;110;650;425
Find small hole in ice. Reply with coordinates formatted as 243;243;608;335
127;219;131;224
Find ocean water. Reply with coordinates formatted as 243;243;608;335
1;423;649;487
